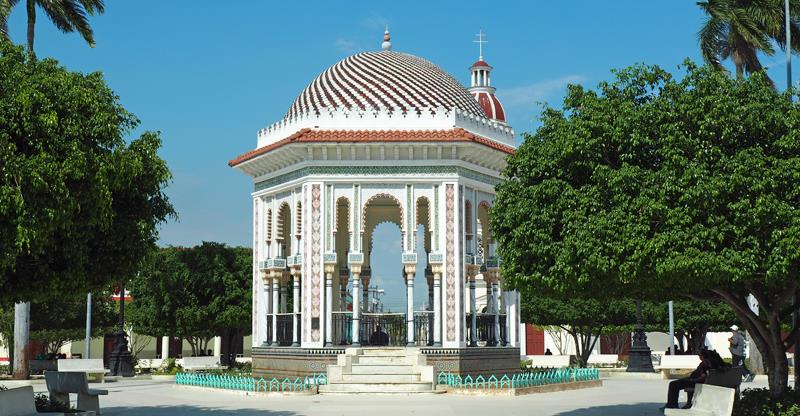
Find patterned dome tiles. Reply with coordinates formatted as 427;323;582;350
286;51;487;120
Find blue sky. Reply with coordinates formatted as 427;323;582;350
6;1;797;309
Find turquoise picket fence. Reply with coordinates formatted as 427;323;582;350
436;368;599;389
175;372;327;392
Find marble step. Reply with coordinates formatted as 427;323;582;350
319;381;435;393
341;372;421;382
355;355;413;365
349;364;416;374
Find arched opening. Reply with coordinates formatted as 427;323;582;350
335;197;350;311
477;202;491;263
361;194;405;346
414;196;433;345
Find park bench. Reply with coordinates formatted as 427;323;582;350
0;385;37;416
135;358;164;371
587;354;619;367
45;371;107;415
658;355;701;378
181;356;226;371
664;384;735;416
57;359;109;383
526;355;571;368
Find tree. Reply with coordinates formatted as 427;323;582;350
493;62;800;396
523;296;639;367
644;300;738;354
0;43;174;379
29;291;117;355
128;243;252;361
0;0;104;56
698;0;800;81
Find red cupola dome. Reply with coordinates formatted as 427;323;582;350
467;30;507;125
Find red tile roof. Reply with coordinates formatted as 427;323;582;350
228;128;515;167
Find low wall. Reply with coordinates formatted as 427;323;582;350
251;347;341;379
444;379;603;396
422;347;521;378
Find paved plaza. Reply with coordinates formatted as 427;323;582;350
4;376;780;416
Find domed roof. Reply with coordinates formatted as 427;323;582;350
473;91;506;123
285;50;488;120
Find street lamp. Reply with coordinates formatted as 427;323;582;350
108;279;134;377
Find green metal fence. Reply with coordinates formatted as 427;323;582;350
436;368;599;389
175;372;327;392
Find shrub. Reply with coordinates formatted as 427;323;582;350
734;388;800;416
153;357;183;375
34;393;73;412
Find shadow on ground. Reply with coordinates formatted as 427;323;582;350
104;406;299;416
555;402;663;416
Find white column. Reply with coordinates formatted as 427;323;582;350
433;266;442;347
508;291;518;348
352;270;361;346
213;336;222;357
161;336;170;359
492;281;500;347
406;270;415;347
292;270;301;347
262;274;271;346
469;275;477;347
324;265;334;346
271;274;279;346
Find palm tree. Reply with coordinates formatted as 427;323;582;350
698;0;800;81
0;0;104;56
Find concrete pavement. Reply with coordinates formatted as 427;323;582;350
1;376;781;416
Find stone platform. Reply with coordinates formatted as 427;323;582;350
253;346;521;380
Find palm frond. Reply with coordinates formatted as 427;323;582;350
60;0;94;46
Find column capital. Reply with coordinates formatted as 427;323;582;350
324;263;336;275
466;264;480;281
431;263;443;276
403;264;417;279
350;263;362;276
290;265;302;281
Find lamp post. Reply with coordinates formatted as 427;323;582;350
627;299;655;372
108;280;134;377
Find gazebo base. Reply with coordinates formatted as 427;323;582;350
252;346;520;380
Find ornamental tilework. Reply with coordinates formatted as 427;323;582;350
311;185;322;342
445;184;456;342
254;166;500;192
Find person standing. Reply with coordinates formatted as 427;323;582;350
729;325;754;382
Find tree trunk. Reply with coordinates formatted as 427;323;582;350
25;0;35;56
13;302;30;380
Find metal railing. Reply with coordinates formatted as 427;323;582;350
332;312;352;345
436;368;599;389
176;372;326;392
275;313;293;346
465;313;507;347
360;313;405;346
414;311;434;346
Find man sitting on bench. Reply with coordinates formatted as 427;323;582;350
369;325;390;346
661;348;724;410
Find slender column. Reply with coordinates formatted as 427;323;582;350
213;336;222;357
271;273;279;347
292;267;301;347
351;265;362;347
262;272;271;347
405;264;416;347
161;336;170;359
324;264;335;346
432;265;443;347
467;265;478;347
492;280;500;347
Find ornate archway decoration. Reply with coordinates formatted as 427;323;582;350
361;193;404;233
334;197;351;232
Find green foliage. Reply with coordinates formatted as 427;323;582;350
0;0;104;55
127;242;251;358
28;291;117;354
492;61;800;395
0;43;175;303
153;357;182;376
34;393;72;412
697;0;800;80
734;388;800;416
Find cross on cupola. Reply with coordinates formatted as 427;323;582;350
468;28;507;124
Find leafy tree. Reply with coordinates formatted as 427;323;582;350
493;62;799;396
523;296;639;367
0;0;104;56
128;243;252;361
645;300;739;354
0;43;174;304
29;291;117;355
697;0;800;81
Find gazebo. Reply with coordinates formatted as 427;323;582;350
229;30;521;380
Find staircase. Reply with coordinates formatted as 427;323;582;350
319;348;440;394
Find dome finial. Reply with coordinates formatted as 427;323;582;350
382;25;391;51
